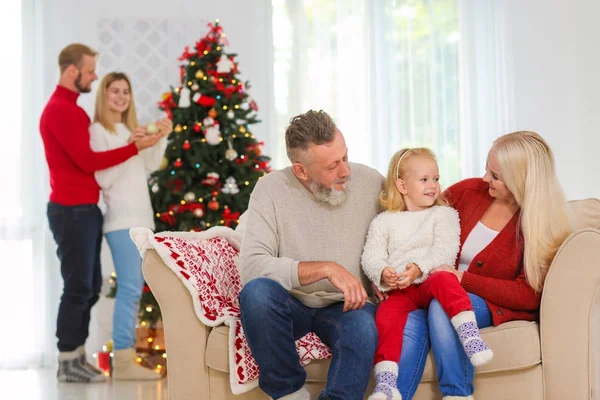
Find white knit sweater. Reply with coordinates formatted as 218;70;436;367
361;206;461;292
89;122;167;233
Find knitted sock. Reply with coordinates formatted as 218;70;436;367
57;350;106;383
367;361;402;400
451;311;493;367
76;345;104;375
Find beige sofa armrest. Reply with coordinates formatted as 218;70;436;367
540;228;600;400
143;249;212;399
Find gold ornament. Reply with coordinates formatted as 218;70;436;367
174;124;182;133
195;70;205;79
225;148;238;161
146;122;159;135
239;126;247;133
159;157;169;170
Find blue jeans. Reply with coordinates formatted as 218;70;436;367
397;293;493;399
47;202;103;352
239;278;378;400
105;229;144;350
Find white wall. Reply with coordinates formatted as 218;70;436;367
505;0;600;200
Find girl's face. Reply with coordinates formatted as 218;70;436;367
396;156;440;211
483;152;515;202
105;79;131;114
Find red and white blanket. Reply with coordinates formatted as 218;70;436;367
130;226;332;394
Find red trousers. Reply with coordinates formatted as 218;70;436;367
374;271;473;364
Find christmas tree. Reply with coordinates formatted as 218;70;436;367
140;20;272;327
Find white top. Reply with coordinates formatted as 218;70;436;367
89;122;167;233
361;206;461;292
457;221;499;272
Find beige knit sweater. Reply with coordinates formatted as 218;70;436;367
239;163;384;308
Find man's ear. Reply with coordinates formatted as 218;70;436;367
65;64;79;79
291;162;309;182
395;179;407;195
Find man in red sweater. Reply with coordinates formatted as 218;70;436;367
40;43;165;383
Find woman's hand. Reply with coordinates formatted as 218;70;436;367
371;283;389;303
431;264;463;282
156;118;173;136
127;126;147;144
395;263;423;290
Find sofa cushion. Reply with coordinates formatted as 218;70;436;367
205;320;541;381
568;198;600;230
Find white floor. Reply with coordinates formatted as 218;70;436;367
0;369;168;400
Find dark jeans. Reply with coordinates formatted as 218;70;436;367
47;202;103;352
239;278;378;400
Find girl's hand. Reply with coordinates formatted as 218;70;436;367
371;283;389;303
381;267;399;289
431;264;463;282
395;263;423;290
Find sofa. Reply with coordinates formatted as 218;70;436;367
143;199;600;400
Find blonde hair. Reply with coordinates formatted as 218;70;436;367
58;43;97;74
93;72;138;134
492;131;572;292
380;148;448;212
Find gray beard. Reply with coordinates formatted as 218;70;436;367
308;177;350;206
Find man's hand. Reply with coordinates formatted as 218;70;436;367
431;264;463;282
326;263;368;312
381;267;399;289
395;263;423;290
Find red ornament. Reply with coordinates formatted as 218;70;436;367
183;140;191;150
193;124;201;132
174;158;183;168
208;198;220;211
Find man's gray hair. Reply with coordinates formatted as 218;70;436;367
285;110;337;163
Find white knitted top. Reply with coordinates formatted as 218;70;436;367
89;122;167;233
361;206;461;292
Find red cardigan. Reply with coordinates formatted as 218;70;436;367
445;178;541;325
39;85;138;205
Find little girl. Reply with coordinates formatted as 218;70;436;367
362;148;493;400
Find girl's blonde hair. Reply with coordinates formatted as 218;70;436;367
94;72;138;133
492;131;572;292
380;147;448;212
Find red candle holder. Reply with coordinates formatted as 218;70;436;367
97;351;111;372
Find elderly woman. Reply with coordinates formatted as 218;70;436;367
383;131;573;400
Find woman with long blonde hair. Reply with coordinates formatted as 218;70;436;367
383;132;572;399
90;72;171;380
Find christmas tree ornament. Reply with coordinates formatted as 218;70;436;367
183;140;191;150
208;108;218;119
202;172;220;186
221;176;240;195
203;116;214;126
151;183;160;193
146;122;160;135
195;70;205;79
227;110;235;119
174;158;183;168
183;192;196;202
178;87;191;108
240;102;250;110
191;83;199;91
208;198;220;211
193;208;204;218
174;124;183;133
205;125;222;146
193;124;201;133
216;55;234;73
225;139;238;161
239;126;247;133
159;157;169;170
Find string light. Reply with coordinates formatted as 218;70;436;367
191;61;195;66
154;345;160;351
162;353;167;359
141;321;147;326
146;306;153;312
180;200;186;205
203;50;208;55
137;357;142;363
147;337;154;343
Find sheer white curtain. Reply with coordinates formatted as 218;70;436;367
0;0;57;369
272;0;514;185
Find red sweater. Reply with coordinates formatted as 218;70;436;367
445;178;541;325
39;86;138;205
